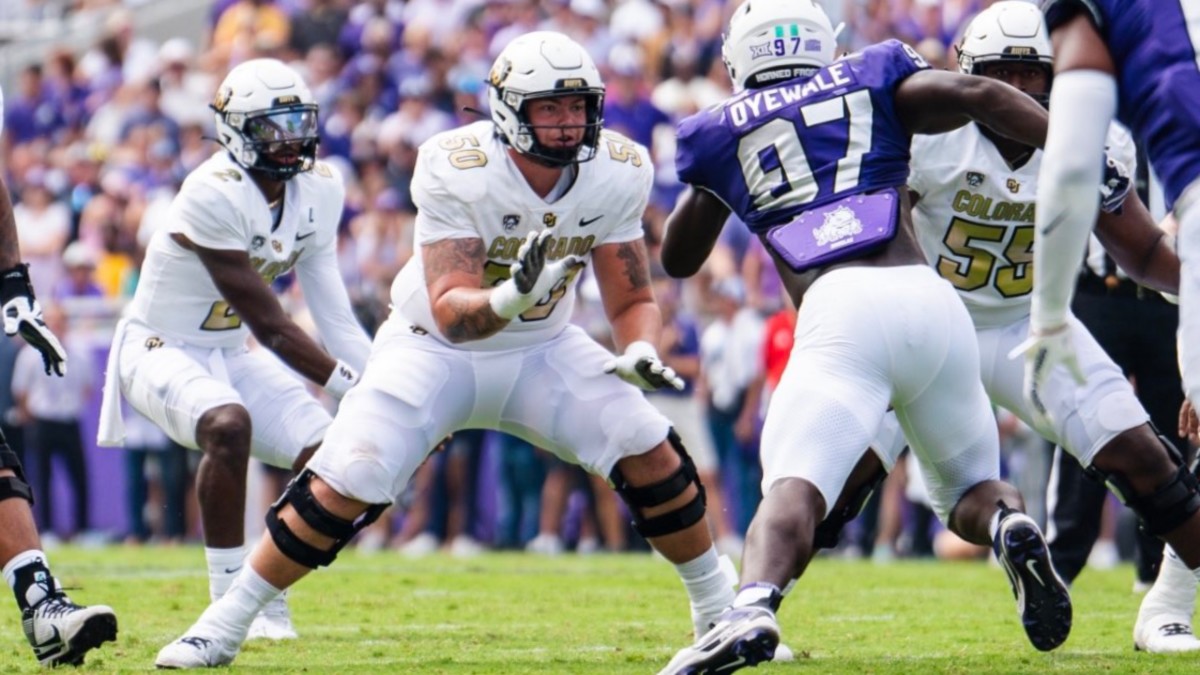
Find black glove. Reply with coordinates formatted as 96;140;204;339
511;230;551;294
1;264;67;376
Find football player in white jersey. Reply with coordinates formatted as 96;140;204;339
153;32;738;669
909;1;1199;654
96;59;371;643
0;86;116;666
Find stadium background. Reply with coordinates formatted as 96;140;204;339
0;0;1081;561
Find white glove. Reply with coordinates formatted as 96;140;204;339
1;264;66;376
489;229;584;320
603;341;684;392
323;358;360;399
1008;324;1085;432
1099;152;1132;214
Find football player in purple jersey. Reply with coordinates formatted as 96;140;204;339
657;1;1073;671
1026;0;1200;653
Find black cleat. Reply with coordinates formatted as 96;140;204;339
994;509;1072;651
659;606;780;674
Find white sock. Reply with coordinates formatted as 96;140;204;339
194;565;282;643
1139;547;1198;621
733;582;780;609
676;546;735;614
205;546;247;603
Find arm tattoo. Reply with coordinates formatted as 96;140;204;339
443;293;507;342
424;237;485;282
616;242;650;291
424;237;508;342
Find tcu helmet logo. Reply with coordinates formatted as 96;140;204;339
966;172;985;187
502;214;521;232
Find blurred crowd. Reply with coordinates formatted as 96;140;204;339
4;0;1121;565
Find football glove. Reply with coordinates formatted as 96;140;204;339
489;230;584;320
1;263;66;376
1009;323;1085;432
603;341;685;392
1099;152;1132;214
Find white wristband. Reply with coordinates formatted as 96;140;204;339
323;359;360;399
488;278;531;321
623;340;657;362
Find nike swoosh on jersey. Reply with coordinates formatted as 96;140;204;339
579;215;603;227
295;231;317;241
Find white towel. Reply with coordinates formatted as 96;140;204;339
96;318;128;447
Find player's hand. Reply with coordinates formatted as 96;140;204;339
1009;323;1085;431
1180;400;1199;445
489;230;585;320
1099;153;1132;214
603;341;684;392
1;264;66;376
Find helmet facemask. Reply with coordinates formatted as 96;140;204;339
956;1;1053;107
505;90;605;167
210;59;321;182
487;31;607;168
217;103;320;181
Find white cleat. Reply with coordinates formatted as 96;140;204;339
155;634;239;669
24;595;118;667
661;606;781;675
525;533;564;556
1134;615;1200;653
246;592;298;641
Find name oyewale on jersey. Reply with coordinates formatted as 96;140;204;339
726;61;856;128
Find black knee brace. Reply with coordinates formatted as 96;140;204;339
1087;432;1200;536
265;469;387;568
0;443;33;506
610;429;707;539
813;462;888;550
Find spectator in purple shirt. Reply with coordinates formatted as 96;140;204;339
3;65;64;145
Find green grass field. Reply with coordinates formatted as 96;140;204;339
0;546;1197;673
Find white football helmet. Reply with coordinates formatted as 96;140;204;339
487;31;605;166
211;59;319;181
957;1;1053;102
723;0;837;91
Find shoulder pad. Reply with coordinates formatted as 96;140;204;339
418;124;493;202
598;129;649;170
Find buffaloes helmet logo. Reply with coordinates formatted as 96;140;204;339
212;86;233;112
489;57;512;89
